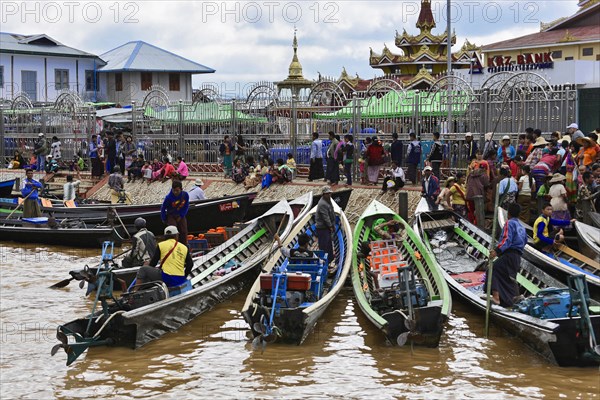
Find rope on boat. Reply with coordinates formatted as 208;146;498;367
93;310;125;339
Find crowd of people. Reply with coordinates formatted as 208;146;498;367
426;124;600;237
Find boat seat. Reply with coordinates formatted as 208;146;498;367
371;254;402;271
370;239;396;250
371;247;399;258
377;261;408;288
168;280;192;296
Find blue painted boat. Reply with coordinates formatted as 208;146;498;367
0;179;16;197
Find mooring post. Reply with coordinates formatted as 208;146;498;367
473;195;485;229
398;191;408;222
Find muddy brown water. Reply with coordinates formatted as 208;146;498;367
1;243;598;399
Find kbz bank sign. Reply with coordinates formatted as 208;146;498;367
487;52;554;73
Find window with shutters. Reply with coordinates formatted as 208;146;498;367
55;69;69;90
115;73;123;91
141;72;152;90
169;73;180;91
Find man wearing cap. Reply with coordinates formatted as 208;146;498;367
315;186;336;266
567;123;584;148
464;132;478;161
188;178;206;201
33;133;48;172
122;217;157;268
421;166;440;211
497;135;516;165
133;225;193;290
161;180;190;245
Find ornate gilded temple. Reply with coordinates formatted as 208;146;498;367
369;0;481;89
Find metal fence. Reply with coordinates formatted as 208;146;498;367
1;72;578;177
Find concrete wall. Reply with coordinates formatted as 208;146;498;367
96;71;193;104
0;53;99;102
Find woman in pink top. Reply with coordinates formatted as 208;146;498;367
175;156;189;180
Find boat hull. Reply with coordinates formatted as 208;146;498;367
0;224;122;247
415;209;600;367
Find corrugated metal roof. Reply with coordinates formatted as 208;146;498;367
0;32;104;61
98;41;215;74
482;25;600;52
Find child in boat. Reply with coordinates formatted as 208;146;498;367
532;203;574;251
373;219;403;241
275;233;314;258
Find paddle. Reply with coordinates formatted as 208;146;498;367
49;248;132;288
5;190;34;219
484;182;501;338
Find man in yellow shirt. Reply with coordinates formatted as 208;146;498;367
133;225;193;290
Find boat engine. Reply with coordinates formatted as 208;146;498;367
121;283;169;310
514;287;578;319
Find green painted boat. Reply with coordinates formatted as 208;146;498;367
352;200;451;347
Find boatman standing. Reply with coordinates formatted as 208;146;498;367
315;185;336;268
122;217;157;268
21;168;43;218
161;180;190;246
133;225;193;290
486;203;528;307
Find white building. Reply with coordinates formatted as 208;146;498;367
0;33;105;103
96;41;215;105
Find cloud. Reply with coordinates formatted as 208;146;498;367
0;0;581;98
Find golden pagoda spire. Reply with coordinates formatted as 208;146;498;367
287;26;304;79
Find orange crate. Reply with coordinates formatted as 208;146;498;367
371;254;402;270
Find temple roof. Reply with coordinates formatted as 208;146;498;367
416;0;436;31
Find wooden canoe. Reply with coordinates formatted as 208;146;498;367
54;200;294;365
242;200;353;345
351;200;451;347
415;209;600;367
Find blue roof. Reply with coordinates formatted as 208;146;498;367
98;41;215;74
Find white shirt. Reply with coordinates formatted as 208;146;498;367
188;186;206;201
518;175;532;195
391;166;405;180
63;181;80;201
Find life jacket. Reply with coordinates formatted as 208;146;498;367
533;215;550;244
158;239;188;276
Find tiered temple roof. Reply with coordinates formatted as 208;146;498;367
369;0;479;89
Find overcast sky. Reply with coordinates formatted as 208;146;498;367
1;1;579;96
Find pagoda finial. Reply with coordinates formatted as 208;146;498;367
287;26;304;79
416;0;436;32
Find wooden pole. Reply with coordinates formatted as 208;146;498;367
398;191;408;222
473;195;485;229
484;183;501;338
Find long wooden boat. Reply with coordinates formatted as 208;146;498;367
0;179;16;197
244;188;352;221
498;208;600;297
575;221;600;263
590;212;600;229
0;217;126;247
415;209;600;367
52;201;294;365
242;200;352;345
0;193;255;235
62;192;315;291
351;200;451;347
